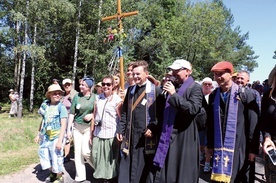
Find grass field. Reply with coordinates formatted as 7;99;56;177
0;103;41;176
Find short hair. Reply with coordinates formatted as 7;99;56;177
238;70;250;78
132;60;148;72
127;61;136;68
102;75;114;85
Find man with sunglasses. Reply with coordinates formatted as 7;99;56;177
151;59;204;183
206;61;260;183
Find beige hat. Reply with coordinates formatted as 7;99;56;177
9;89;14;92
96;82;102;87
45;84;64;99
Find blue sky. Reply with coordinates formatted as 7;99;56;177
223;0;276;83
193;0;276;83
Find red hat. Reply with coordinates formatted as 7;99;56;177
211;61;234;73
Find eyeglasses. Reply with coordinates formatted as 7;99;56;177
102;82;112;87
203;83;212;86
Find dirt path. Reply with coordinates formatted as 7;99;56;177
0;160;94;183
0;156;266;183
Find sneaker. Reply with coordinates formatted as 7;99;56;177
52;176;64;183
45;173;57;182
204;162;211;173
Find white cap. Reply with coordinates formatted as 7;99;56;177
62;78;72;85
202;77;212;83
168;59;192;70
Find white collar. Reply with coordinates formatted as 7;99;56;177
131;80;152;94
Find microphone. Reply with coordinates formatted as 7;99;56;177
162;76;176;96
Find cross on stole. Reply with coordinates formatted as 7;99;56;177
224;155;230;167
147;140;155;149
101;0;138;90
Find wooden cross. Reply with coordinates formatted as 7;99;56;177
102;0;138;90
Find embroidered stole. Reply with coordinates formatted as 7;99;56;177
211;83;239;183
122;80;157;155
153;76;194;168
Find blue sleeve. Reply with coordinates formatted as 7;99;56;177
60;105;68;119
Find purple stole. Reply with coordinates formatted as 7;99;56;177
211;83;239;183
153;76;194;168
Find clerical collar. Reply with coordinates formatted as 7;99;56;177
137;81;147;87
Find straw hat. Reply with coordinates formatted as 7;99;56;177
45;84;64;99
9;89;14;92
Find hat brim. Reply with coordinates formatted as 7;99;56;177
45;90;64;99
168;64;182;70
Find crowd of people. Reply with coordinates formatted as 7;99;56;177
27;59;276;183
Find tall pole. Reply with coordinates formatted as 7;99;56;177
102;0;138;90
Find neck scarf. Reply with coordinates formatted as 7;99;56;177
211;83;239;183
153;76;194;168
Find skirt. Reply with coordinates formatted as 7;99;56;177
92;136;119;179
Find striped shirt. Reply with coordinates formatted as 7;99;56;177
93;93;122;139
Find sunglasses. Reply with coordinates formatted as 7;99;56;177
102;82;112;87
203;83;212;86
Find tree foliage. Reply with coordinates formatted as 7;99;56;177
0;0;258;110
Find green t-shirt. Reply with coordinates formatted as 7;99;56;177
70;93;95;125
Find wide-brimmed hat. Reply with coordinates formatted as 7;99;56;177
168;59;192;71
211;61;234;74
45;84;64;99
268;65;276;86
9;89;14;92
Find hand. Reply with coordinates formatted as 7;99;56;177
116;133;123;142
263;137;276;154
56;140;62;150
34;135;40;143
83;113;93;122
144;128;153;138
248;153;256;162
163;81;176;95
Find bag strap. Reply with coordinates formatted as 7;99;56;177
131;90;146;112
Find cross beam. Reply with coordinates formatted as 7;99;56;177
102;0;138;90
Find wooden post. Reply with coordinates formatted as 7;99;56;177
102;0;138;90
